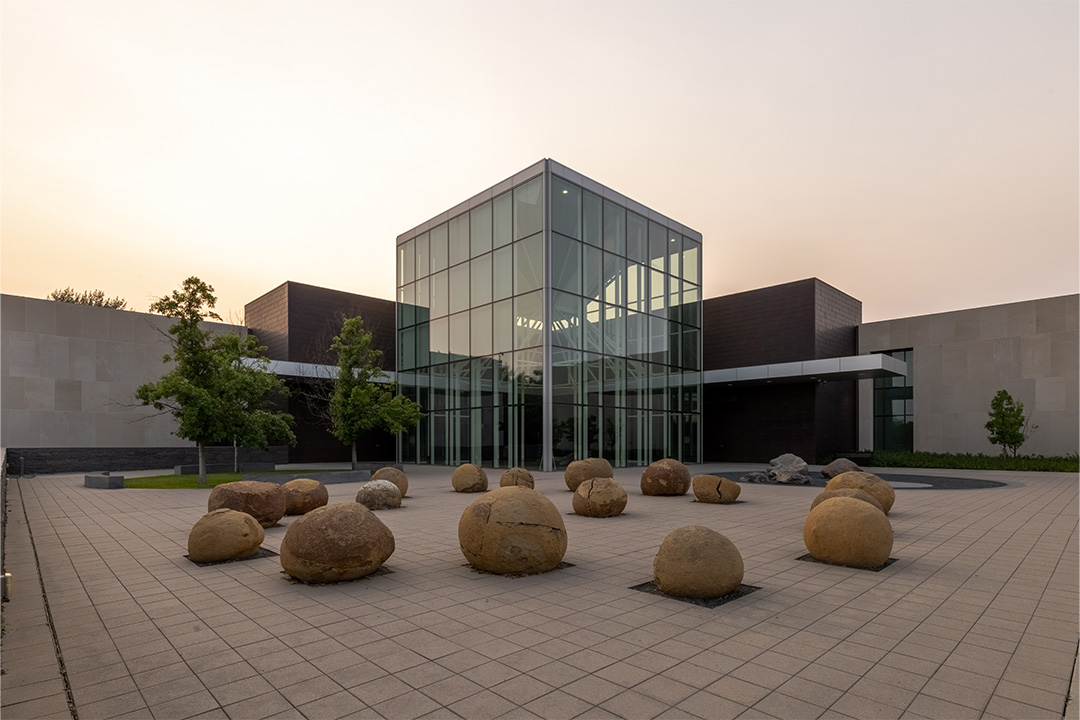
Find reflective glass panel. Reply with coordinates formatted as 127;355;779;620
648;222;667;272
667;232;681;279
604;304;625;356
681;283;700;327
449;213;470;266
627;311;648;360
583;190;602;247
668;274;680;311
627;212;647;263
416;232;430;279
493;245;513;301
514;176;543;239
399;326;415;371
401;283;415;327
667;322;681;368
470;202;492;257
551;290;582;350
552;403;577;464
683;239;700;285
515;232;544;295
494;191;513;248
551;234;582;295
416;321;429;367
514;291;543;349
430;270;449;318
493;299;513;354
450;312;469;360
431;366;447;411
681;327;699;370
471;304;492;358
582;244;602;300
603;356;625;408
626;263;645;312
430;223;448;273
515;348;543;400
603;200;626;256
449;263;470;314
415;278;430;324
650;269;666;314
584;299;602;354
399;239;415;285
584;353;602;406
626;359;647;409
551;176;581;240
471;253;492;306
551;348;582;405
649;316;668;364
604;252;625;306
429;317;449;364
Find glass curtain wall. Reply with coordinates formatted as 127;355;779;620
397;164;702;470
873;349;914;451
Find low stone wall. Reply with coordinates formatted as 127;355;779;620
5;446;288;475
242;471;371;485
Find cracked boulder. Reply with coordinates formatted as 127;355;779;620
564;458;613;492
804;496;893;569
500;467;535;489
640;458;691;496
372;467;409;497
653;526;744;599
458;486;567;575
208;481;286;528
825;471;895;515
692;475;741;504
282;478;329;515
452;463;488;493
187;508;264;562
572;477;627;517
355;480;402;510
280;503;395;583
810;487;883;514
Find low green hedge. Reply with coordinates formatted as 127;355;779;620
869;450;1078;473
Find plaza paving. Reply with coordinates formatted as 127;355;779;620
1;464;1077;719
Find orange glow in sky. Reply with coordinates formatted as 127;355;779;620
2;1;1077;322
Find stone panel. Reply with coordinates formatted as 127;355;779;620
25;300;55;334
1051;330;1080;377
54;379;82;411
1;295;26;332
39;334;69;379
109;310;135;342
1021;334;1053;378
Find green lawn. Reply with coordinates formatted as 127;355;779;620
123;470;347;489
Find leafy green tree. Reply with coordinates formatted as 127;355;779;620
329;316;422;469
136;277;294;486
49;287;127;309
985;389;1037;458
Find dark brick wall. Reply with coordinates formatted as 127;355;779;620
285;282;396;369
814;379;858;459
245;283;290;361
5;446;288;476
703;279;818;370
703;384;817;462
814;280;861;359
284;378;397;464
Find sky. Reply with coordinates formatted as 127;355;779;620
2;0;1077;323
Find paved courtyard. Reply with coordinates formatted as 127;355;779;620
2;464;1077;719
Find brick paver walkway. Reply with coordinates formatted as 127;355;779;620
2;465;1077;719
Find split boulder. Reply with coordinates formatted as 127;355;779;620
458;487;567;575
572;477;627;517
564;458;613;492
692;475;741;504
208;481;286;528
500;467;535;489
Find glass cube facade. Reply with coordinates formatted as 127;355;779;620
395;160;702;471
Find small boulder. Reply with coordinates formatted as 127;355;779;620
810;487;884;514
500;467;535;489
355;480;402;510
280;503;395;583
573;477;627;517
692;475;741;504
640;458;691;496
768;453;811;485
821;458;861;478
188;509;264;563
452;463;488;493
282;478;328;516
208;481;286;528
565;458;613;492
825;471;896;515
740;471;771;484
372;467;408;497
804;497;893;569
653;526;744;599
459;487;567;575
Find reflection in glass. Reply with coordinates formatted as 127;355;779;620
551;176;581;240
416;232;430;279
683;240;700;285
515;233;544;295
583;190;602;247
470;202;492;257
471;304;492;358
627;212;647;264
604;304;625;356
551;291;582;350
514;176;543;239
648;222;667;272
604;253;624;306
449;263;470;314
399;239;414;285
493;299;513;354
494;192;513;248
430;270;449;318
429;317;449;364
450;312;469;360
514;291;543;349
582;244;602;300
449;213;469;266
584;299;602;354
471;253;492;306
493;245;513;301
603;200;626;256
551;234;582;295
430;223;448;273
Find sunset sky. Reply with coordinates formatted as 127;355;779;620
2;0;1077;323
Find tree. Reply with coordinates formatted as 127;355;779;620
985;389;1037;458
136;277;294;486
49;287;127;310
329;316;422;469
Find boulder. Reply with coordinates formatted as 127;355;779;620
803;496;893;569
500;467;535;489
740;471;771;484
825;471;896;515
692;475;741;504
572;477;627;517
458;487;567;575
207;481;286;528
280;503;395;583
653;526;744;599
767;453;811;485
355;480;402;510
821;457;861;478
372;467;408;497
187;509;264;563
564;458;613;492
640;458;691;496
282;478;329;515
452;464;488;493
811;487;884;514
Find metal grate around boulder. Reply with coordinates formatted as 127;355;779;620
281;565;393;585
464;561;575;578
629;581;759;608
186;546;279;567
796;553;897;572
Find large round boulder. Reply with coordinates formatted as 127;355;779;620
804;497;893;569
187;509;264;563
640;459;691;496
653;526;744;599
452;464;488;493
811;487;884;514
458;487;567;575
564;458;613;492
572;477;627;518
208;481;286;528
280;503;395;583
355;480;402;510
692;475;741;504
500;467;535;489
282;478;328;516
372;467;408;497
825;471;896;515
